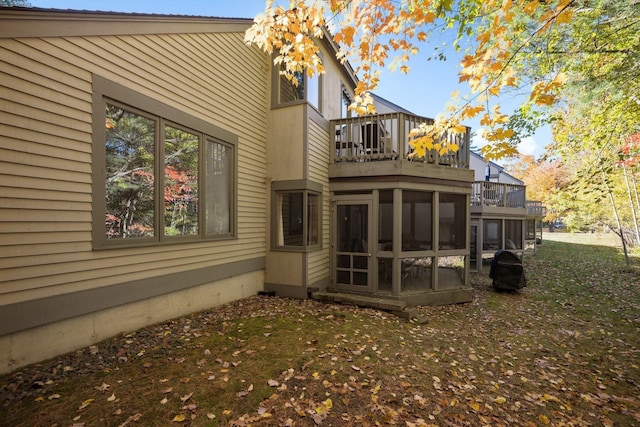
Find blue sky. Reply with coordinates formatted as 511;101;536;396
30;0;550;158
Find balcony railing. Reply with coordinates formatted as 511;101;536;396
330;113;470;168
526;200;547;217
471;181;526;209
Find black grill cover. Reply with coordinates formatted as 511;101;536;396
489;250;526;290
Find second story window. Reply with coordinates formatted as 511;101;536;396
279;70;305;103
275;61;322;110
341;87;353;118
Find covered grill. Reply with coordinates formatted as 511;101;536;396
489;250;526;290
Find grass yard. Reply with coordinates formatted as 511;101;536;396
1;233;639;426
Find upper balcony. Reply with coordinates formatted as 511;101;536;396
329;113;471;181
471;181;527;215
526;200;547;218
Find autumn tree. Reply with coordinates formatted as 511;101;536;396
506;154;570;228
245;0;640;160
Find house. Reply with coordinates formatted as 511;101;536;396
468;152;545;271
0;7;474;374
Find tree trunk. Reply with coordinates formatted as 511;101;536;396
601;166;630;268
622;163;640;245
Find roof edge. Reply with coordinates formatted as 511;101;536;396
0;7;254;39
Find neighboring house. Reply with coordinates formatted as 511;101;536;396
468;152;545;271
0;7;474;374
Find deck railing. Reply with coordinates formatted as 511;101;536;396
526;200;547;217
471;181;526;209
330;113;470;168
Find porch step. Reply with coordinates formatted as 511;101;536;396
311;291;424;322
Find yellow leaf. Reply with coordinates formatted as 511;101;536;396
539;414;550;424
468;401;481;411
543;393;561;403
451;124;467;134
323;398;333;410
494;396;507;404
172;414;186;422
78;399;94;410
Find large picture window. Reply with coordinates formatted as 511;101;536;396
93;76;236;248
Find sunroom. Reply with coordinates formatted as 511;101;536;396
325;113;475;306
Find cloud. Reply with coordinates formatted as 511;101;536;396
517;136;538;156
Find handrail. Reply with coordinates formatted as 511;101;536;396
471;181;526;208
526;200;547;216
330;112;470;168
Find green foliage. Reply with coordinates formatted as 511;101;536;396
105;105;156;238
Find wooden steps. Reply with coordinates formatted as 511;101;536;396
311;291;427;323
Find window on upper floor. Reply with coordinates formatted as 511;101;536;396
92;76;236;249
341;86;353;118
275;61;322;110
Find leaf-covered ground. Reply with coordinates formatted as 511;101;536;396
1;233;639;426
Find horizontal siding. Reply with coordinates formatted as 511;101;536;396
0;29;268;304
307;118;330;285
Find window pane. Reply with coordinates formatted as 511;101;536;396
378;190;393;251
307;71;319;108
105;104;155;239
402;256;433;292
205;140;231;235
164;126;199;236
279;67;304;103
483;219;502;250
526;219;536;239
402;190;432;251
438;255;465;287
337;204;368;252
277;192;304;246
439;193;466;250
307;193;319;245
341;88;351;118
506;220;523;249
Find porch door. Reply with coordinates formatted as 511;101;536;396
333;198;373;293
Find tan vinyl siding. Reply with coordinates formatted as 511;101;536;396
0;30;268;304
306;118;330;285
